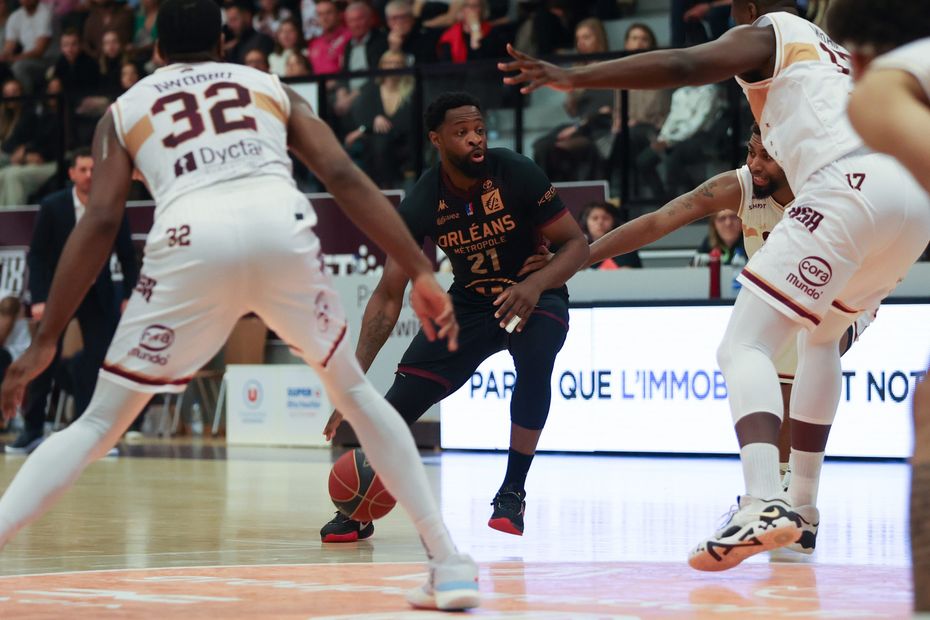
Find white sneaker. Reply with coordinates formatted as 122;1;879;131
786;504;819;555
406;553;480;611
689;493;802;572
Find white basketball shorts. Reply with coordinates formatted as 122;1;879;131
738;152;930;330
100;176;348;393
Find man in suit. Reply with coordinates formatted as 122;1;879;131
5;148;138;453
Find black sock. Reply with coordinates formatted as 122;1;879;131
500;448;534;493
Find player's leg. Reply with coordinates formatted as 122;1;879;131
0;201;248;551
0;381;151;548
488;292;568;536
248;203;479;610
319;307;495;542
912;368;930;612
689;288;806;571
778;384;792;484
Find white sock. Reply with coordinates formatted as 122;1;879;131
788;449;824;507
320;344;456;562
779;462;790;477
740;443;782;500
0;378;150;549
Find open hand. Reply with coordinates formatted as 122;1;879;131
410;273;459;351
498;44;573;94
1;341;56;421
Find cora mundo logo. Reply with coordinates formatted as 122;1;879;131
243;379;263;409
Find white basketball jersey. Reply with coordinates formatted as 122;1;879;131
735;165;793;258
112;62;294;213
735;12;863;191
870;37;930;99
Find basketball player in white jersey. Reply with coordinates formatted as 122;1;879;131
826;1;930;610
521;123;873;555
500;0;930;571
0;0;479;610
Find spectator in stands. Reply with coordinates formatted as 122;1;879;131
52;29;98;99
611;23;671;196
345;49;415;188
97;30;124;93
0;78;37;168
299;0;322;42
693;209;745;266
244;47;270;72
385;0;436;64
0;0;10;83
532;18;613;182
436;0;506;63
637;82;722;200
0;0;52;94
254;0;291;39
670;0;731;48
268;16;305;77
0;78;57;206
579;202;642;269
333;2;388;116
285;49;314;77
512;0;574;57
223;1;274;65
82;0;134;60
0;296;30;388
128;0;159;65
120;59;142;90
307;0;349;75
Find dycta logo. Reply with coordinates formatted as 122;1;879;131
243;380;263;409
798;256;832;287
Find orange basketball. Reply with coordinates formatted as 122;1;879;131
328;449;396;521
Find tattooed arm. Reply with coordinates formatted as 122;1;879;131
586;170;741;267
355;258;410;373
323;258;411;440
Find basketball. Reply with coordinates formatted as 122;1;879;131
328;449;397;521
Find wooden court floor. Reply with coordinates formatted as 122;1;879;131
0;438;914;618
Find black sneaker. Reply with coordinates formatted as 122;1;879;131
320;512;374;543
488;485;526;536
4;430;45;454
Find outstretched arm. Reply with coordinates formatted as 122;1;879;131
587;171;740;266
354;258;410;374
848;69;930;197
499;25;775;93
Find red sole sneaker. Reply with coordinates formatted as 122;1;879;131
488;517;523;536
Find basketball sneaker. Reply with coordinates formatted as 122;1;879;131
488;484;525;536
3;430;45;454
689;493;802;571
786;504;819;554
320;512;374;543
406;552;480;611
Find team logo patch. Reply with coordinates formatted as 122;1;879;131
798;256;832;287
481;189;504;215
135;274;157;302
140;325;175;352
438;199;448;211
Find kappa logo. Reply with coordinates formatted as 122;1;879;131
481;188;504;215
438;199;448;211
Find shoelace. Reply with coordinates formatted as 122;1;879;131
715;496;741;530
492;491;524;511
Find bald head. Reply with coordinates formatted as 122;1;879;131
731;0;797;26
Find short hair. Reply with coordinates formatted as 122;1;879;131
826;0;930;54
751;122;761;137
69;147;92;168
156;0;222;59
578;201;624;239
60;27;80;40
424;92;482;132
385;0;413;17
345;1;371;15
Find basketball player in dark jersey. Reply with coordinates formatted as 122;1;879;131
320;92;588;542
